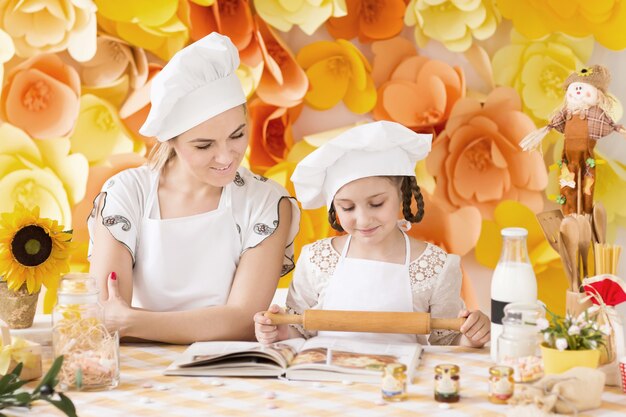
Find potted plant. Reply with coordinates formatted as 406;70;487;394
537;309;609;374
0;204;72;328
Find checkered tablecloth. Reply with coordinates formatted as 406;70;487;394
14;344;626;417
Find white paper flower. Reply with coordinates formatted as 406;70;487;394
567;325;581;336
555;338;568;351
536;318;549;331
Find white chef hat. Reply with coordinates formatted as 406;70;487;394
139;32;247;141
291;121;432;210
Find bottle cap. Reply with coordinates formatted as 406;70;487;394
501;227;528;237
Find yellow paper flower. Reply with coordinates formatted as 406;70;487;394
0;203;72;312
0;28;14;97
492;30;594;125
69;95;138;165
404;0;501;52
0;0;97;61
254;0;347;35
95;0;189;61
296;39;376;113
497;0;626;51
475;200;569;315
0;123;88;228
236;61;264;99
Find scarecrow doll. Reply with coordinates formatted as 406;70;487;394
520;65;626;215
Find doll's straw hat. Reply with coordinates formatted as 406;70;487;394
563;65;611;94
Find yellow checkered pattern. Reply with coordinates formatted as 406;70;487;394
22;344;626;416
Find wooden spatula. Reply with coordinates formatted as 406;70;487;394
536;209;564;252
264;310;466;335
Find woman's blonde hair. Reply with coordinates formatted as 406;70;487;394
148;140;176;171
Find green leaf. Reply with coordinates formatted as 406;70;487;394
3;379;29;394
12;392;31;405
34;356;64;394
0;373;18;394
9;364;22;378
43;393;78;417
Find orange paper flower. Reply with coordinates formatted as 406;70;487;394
371;37;465;134
408;190;481;257
119;64;163;154
71;153;146;267
1;54;80;140
426;87;548;219
326;0;406;43
248;99;299;173
296;39;376;114
187;0;262;66
255;17;308;108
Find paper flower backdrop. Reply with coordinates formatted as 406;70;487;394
0;0;624;312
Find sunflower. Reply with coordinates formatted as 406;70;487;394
0;204;72;313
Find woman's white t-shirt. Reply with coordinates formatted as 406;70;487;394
87;165;299;311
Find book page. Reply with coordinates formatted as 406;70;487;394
165;338;306;376
286;336;421;383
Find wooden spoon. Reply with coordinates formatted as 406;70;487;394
592;202;607;244
560;216;580;291
576;214;592;279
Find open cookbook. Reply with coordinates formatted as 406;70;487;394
165;336;422;383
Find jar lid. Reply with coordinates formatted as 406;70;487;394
489;365;514;376
386;363;407;373
435;364;459;374
501;227;528;237
504;302;544;325
58;273;98;295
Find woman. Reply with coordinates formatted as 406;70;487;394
88;33;300;344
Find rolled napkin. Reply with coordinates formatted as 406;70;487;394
508;367;605;415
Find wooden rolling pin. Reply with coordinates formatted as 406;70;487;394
263;310;465;335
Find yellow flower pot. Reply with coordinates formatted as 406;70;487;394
540;345;600;374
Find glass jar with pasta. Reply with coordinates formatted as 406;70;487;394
52;273;119;391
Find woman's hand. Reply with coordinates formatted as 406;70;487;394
103;272;134;337
253;304;289;345
458;309;490;348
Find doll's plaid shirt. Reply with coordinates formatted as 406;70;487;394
549;106;623;140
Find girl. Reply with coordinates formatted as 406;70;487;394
88;33;299;344
254;121;489;347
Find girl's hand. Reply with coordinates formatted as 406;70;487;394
458;309;490;348
253;304;290;345
103;272;133;337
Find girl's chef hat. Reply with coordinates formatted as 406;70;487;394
291;121;432;209
139;33;247;142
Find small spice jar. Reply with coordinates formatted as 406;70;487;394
488;366;514;404
52;273;120;391
434;364;460;403
381;363;407;401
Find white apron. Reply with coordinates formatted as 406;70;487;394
320;231;416;343
133;173;240;311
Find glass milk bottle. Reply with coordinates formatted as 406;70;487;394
490;228;537;361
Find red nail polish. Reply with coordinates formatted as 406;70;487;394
111;272;117;280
